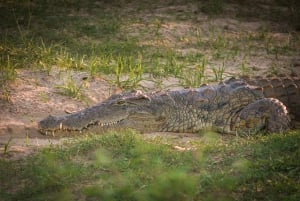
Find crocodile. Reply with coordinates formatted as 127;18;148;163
38;75;300;135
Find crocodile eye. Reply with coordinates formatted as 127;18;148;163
116;100;126;105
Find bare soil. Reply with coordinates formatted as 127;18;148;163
0;67;119;159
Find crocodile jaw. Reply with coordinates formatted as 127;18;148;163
38;110;163;135
38;115;127;135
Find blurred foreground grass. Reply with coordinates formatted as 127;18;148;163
0;130;299;201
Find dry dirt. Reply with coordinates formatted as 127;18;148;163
0;67;117;159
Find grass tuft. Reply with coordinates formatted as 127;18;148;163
55;73;87;99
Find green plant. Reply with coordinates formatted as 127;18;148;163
55;73;86;99
0;55;17;85
270;63;279;75
25;130;30;146
180;57;207;87
153;18;162;38
212;62;225;81
264;36;273;54
55;48;87;70
3;137;12;154
87;53;114;75
114;56;125;87
88;56;101;77
195;27;204;47
0;86;11;102
165;50;184;77
113;55;144;89
127;54;143;89
240;58;252;76
36;39;55;74
211;34;227;50
38;91;49;103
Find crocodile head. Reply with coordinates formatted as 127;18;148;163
38;91;167;135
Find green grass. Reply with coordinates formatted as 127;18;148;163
0;130;299;201
201;0;224;16
212;62;225;81
180;57;207;87
55;74;86;99
1;0;299;90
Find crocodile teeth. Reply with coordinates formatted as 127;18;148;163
98;120;122;127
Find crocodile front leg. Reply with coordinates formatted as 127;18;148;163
231;98;290;134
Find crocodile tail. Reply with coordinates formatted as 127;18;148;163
243;75;300;121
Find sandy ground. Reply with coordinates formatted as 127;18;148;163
0;67;118;159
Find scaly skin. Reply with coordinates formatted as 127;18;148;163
38;76;300;135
